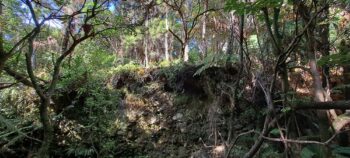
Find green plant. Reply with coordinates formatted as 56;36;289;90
194;53;238;76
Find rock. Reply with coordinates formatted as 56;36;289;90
172;113;183;121
148;116;158;124
178;146;188;158
213;145;226;157
153;100;160;106
190;149;209;158
117;130;125;135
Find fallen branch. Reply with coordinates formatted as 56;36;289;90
256;129;350;146
293;100;350;110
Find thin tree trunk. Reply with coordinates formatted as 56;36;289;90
183;42;189;62
226;12;236;56
164;6;170;61
307;19;332;158
298;2;331;156
31;46;36;70
262;7;289;98
200;0;208;58
144;17;149;68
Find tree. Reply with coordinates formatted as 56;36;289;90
1;0;132;157
164;0;216;62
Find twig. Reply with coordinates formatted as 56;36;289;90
225;130;254;158
255;129;350;145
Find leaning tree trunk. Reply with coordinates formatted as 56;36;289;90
305;14;331;158
298;1;332;157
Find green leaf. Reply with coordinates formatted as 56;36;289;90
318;53;350;66
269;128;280;136
281;107;291;113
332;146;350;155
301;147;316;158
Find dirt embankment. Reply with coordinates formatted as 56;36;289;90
108;64;262;158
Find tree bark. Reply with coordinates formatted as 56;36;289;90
144;16;149;68
200;0;208;58
262;7;289;99
299;2;331;156
164;5;170;61
37;98;54;158
0;0;7;75
183;42;189;62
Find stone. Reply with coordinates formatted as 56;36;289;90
172;113;184;120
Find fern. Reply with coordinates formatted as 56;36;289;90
194;53;238;76
66;146;95;157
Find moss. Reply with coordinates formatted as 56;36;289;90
173;95;190;106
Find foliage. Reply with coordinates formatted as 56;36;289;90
317;53;350;66
2;0;350;157
194;53;238;76
225;0;282;14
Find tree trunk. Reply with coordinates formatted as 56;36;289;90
262;7;289;98
307;20;332;158
200;0;208;58
27;34;54;158
144;17;149;68
31;46;36;70
299;2;331;156
338;6;350;146
318;2;331;98
0;54;10;76
0;0;2;53
144;40;149;68
37;98;54;158
0;0;7;75
226;11;236;56
164;6;170;61
183;42;189;62
273;8;289;98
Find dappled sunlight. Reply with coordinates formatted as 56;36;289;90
2;0;350;157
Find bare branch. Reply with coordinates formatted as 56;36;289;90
257;129;350;145
168;29;184;45
293;100;350;110
188;8;218;36
0;82;18;90
225;130;255;158
4;67;33;87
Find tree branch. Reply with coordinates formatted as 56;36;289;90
293;100;350;110
257;129;350;145
168;29;184;46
